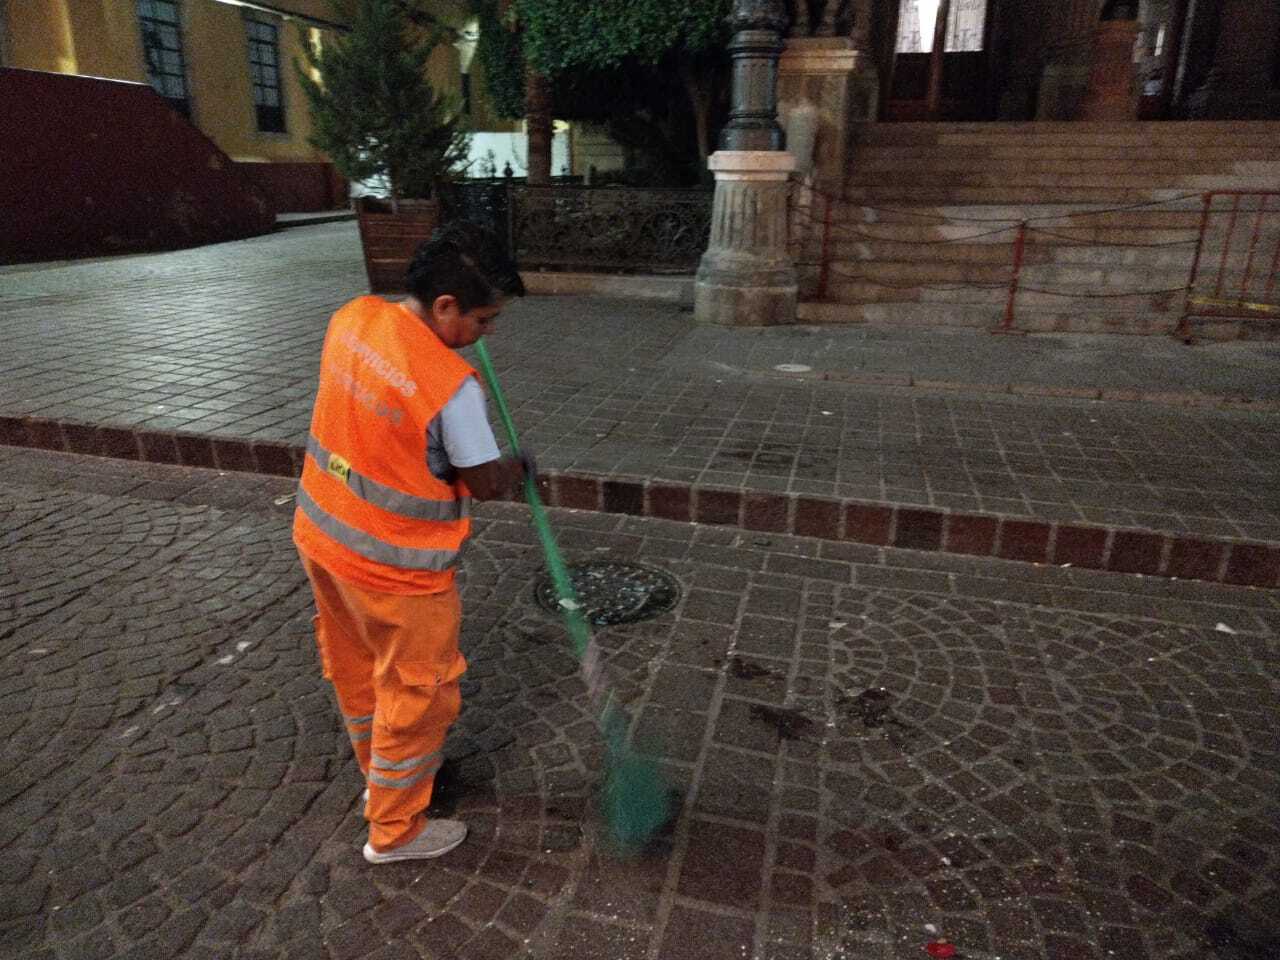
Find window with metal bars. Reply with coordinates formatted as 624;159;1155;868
246;17;286;133
137;0;191;117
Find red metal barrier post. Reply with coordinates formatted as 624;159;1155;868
1183;190;1280;338
994;220;1028;334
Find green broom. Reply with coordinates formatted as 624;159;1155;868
473;338;671;851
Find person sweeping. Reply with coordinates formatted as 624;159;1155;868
293;222;527;864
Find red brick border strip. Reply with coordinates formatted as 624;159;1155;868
3;415;1276;590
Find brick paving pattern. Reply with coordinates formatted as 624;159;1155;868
2;448;1277;960
2;224;1279;588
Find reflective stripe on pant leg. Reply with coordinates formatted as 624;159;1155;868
367;676;462;851
345;711;374;747
368;748;443;788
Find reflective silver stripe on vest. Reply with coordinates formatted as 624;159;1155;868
371;750;440;772
345;713;373;727
307;435;470;521
348;730;372;743
297;486;459;571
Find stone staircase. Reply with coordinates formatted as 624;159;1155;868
795;121;1280;337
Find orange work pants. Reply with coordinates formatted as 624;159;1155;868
301;556;466;852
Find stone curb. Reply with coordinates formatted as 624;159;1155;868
4;414;1277;590
767;369;1280;412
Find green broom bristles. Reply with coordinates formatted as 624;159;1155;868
474;339;671;851
602;705;671;852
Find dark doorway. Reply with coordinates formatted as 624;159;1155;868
884;0;994;120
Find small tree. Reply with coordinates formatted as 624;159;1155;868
515;0;732;169
298;0;470;210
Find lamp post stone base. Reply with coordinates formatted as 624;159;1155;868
694;150;798;327
694;267;798;327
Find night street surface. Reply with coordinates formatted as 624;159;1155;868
2;447;1277;960
4;223;1280;545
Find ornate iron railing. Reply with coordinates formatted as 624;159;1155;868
444;181;713;275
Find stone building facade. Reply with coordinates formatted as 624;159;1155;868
778;0;1280;124
776;0;1278;189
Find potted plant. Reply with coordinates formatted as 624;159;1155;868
298;0;470;292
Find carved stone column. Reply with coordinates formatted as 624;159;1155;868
778;40;866;189
694;152;798;326
778;0;876;192
695;0;798;327
1186;0;1280;119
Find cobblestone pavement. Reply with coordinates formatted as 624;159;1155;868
2;224;1279;544
2;447;1278;960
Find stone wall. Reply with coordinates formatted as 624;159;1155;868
0;68;274;263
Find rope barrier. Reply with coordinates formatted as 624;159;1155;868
1022;225;1200;248
824;264;1011;293
797;182;1206;225
1024;192;1206;223
793;213;1196;250
791;183;1280;333
790;213;1022;246
1017;285;1188;300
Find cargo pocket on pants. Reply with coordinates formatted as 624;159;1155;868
383;654;467;732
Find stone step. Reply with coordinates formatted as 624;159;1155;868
795;300;1188;336
824;278;1008;304
822;238;1197;270
855;145;1280;162
832;259;1014;285
828;258;1188;289
844;171;1280;191
843;185;1201;206
825;278;1188;315
819;238;1019;264
857;119;1280;132
810;211;1205;236
809;120;1280;341
851;157;1280;176
855;121;1280;146
797;300;998;325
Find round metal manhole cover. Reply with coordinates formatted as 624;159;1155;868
534;561;681;626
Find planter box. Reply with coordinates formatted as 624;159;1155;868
355;197;440;293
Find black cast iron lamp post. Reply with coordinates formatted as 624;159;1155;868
719;0;790;152
693;0;797;326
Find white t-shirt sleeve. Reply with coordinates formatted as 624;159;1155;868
438;378;501;468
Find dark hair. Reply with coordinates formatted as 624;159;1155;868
405;220;525;310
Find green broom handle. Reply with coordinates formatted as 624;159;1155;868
473;338;591;660
476;345;666;848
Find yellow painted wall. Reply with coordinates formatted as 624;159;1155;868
65;1;148;81
2;0;519;162
183;1;328;161
6;0;80;74
3;0;342;162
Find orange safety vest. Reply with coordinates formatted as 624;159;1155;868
293;296;478;594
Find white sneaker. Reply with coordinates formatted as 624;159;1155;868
361;787;369;802
363;819;467;864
